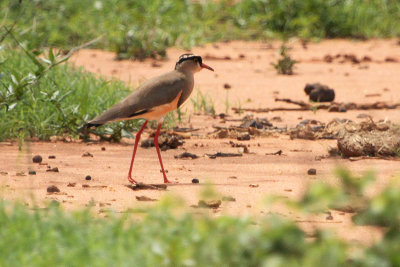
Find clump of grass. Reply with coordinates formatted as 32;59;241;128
191;89;215;115
0;46;142;142
272;44;297;75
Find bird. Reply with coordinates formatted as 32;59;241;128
86;54;214;184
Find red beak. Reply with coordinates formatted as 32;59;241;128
201;62;214;71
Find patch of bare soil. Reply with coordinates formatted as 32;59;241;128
1;39;400;245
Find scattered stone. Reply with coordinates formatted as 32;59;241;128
28;170;36;175
46;167;59;172
222;196;236;202
326;214;334;220
101;147;106;151
223;83;232;89
249;184;259;188
82;184;90;188
228;176;237;179
174;152;199;159
16;172;26;176
47;185;60;193
32;155;42;163
85;175;92;181
0;171;8;175
284;189;292;192
67;183;76;187
48;155;56;159
237;134;251;141
82;151;93;157
198;200;221;209
136;196;157;201
307;168;317;175
323;54;333;63
191;178;199;184
385;57;398;62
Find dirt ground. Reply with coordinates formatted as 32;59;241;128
2;39;400;245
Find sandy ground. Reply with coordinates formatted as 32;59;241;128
2;39;400;244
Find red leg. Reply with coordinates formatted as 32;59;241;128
154;122;173;183
127;120;148;184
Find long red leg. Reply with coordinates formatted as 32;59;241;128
127;120;148;184
154;122;173;183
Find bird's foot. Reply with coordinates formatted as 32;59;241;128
128;176;138;184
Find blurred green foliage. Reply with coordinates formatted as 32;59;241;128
0;169;399;266
1;0;400;59
0;45;142;141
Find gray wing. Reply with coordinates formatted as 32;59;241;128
87;71;188;126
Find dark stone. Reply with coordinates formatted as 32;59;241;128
309;88;335;102
307;168;317;175
32;155;42;163
28;170;36;175
192;178;199;184
47;185;60;193
48;155;56;159
223;83;232;89
85;175;92;181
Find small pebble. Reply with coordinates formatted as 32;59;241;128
28;170;36;175
85;175;92;181
47;185;60;193
48;155;56;159
101;147;106;151
32;155;42;163
307;168;317;175
223;83;232;89
192;178;199;184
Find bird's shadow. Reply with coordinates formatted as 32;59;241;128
125;182;242;191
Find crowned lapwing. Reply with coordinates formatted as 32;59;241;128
86;54;214;184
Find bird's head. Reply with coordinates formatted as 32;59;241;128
175;54;214;73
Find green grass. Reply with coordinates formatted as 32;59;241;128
0;46;142;142
2;0;400;59
0;169;400;266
